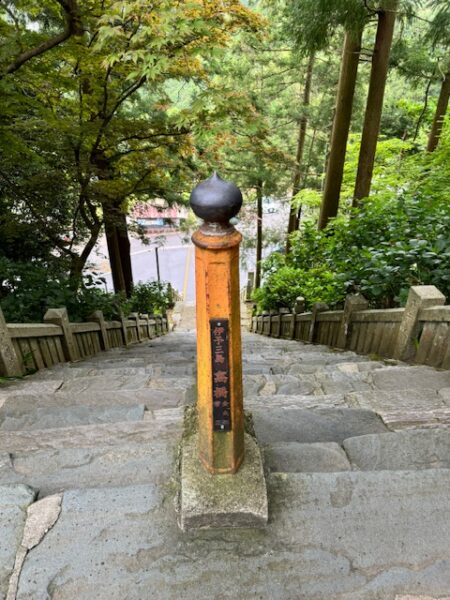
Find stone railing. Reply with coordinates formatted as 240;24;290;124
0;307;169;377
250;285;449;370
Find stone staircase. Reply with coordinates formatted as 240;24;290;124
1;330;450;599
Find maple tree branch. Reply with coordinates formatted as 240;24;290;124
4;0;82;76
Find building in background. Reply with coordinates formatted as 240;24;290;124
132;200;189;232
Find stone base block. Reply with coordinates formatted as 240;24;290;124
179;432;268;531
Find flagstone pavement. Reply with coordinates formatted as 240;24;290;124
1;325;450;599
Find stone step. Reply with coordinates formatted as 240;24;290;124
0;403;145;431
0;437;179;497
55;374;195;397
252;407;389;445
264;441;351;473
1;383;194;413
0;411;183;453
0;484;36;599
369;365;450;392
264;429;450;475
12;470;450;599
246;393;346;410
343;429;450;471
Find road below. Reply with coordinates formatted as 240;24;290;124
87;202;289;301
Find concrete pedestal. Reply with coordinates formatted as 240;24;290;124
179;432;268;531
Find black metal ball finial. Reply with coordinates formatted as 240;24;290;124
190;172;243;224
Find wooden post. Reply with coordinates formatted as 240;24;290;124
0;306;23;376
89;311;110;351
308;302;329;343
394;285;445;361
337;294;369;349
190;172;244;475
44;308;78;362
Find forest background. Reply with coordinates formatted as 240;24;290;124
0;0;449;322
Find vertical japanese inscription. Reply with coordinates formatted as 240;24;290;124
210;319;231;431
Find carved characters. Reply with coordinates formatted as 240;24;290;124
210;319;231;431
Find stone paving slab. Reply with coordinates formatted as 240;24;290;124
346;389;446;412
0;439;179;496
0;404;145;431
264;441;351;473
379;408;450;431
371;366;450;391
252;407;389;445
14;469;450;600
0;414;182;453
0;379;63;403
315;371;373;394
58;374;153;394
0;484;35;599
1;330;450;599
1;384;194;411
343;429;450;471
246;393;346;410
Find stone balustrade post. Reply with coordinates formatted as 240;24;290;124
44;307;78;362
119;312;130;346
245;271;255;302
336;294;369;349
140;314;150;339
293;296;305;314
129;312;141;342
394;285;445;361
308;302;329;343
190;172;245;475
89;310;110;351
0;306;23;376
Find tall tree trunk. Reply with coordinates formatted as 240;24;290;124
103;206;126;295
92;150;133;297
255;180;263;290
115;210;133;297
69;223;102;288
286;53;315;253
103;204;133;297
319;30;362;229
427;70;450;152
353;0;399;206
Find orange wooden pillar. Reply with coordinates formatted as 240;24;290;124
190;173;245;474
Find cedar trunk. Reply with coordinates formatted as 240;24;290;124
427;71;450;152
353;1;398;205
319;30;362;230
255;180;263;290
286;53;315;252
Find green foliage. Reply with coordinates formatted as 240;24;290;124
124;282;175;315
0;257;174;323
272;0;367;53
0;259;126;322
253;262;343;311
257;123;450;311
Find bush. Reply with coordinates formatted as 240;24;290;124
125;281;175;315
0;258;174;323
256;124;450;311
253;263;344;312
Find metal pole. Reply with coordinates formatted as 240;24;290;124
155;246;161;283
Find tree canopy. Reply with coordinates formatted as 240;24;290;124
1;0;449;320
